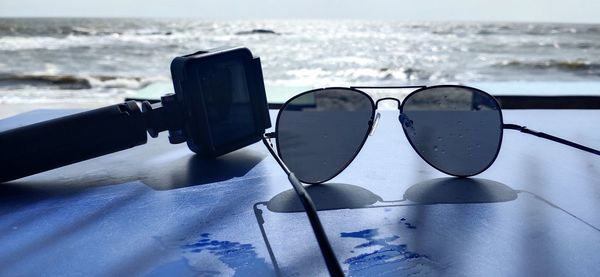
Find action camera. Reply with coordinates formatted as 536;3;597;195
0;47;271;183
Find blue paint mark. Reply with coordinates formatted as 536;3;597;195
341;224;438;276
342;229;378;239
181;233;273;277
404;222;417;229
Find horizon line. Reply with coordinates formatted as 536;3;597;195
1;16;599;25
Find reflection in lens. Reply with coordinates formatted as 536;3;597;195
277;88;374;183
401;86;502;176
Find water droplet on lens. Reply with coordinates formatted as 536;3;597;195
476;144;481;148
458;134;463;138
457;121;463;125
434;145;438;151
437;136;442;141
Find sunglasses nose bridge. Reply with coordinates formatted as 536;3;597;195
372;97;402;136
375;97;401;110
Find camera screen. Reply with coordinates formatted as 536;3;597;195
198;60;257;148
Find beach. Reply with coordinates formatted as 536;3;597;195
1;18;600;109
1;18;599;120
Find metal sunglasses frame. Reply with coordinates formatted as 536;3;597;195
268;85;599;182
261;85;600;276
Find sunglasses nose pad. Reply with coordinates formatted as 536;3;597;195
369;112;381;136
399;113;416;134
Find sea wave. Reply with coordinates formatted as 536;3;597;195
0;35;119;51
0;74;165;90
235;29;280;35
508;41;600;50
0;18;180;37
69;27;176;37
494;60;600;74
0;32;185;51
282;66;443;85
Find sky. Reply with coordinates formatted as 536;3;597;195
1;0;599;23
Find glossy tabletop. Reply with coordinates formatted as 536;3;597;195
0;109;599;276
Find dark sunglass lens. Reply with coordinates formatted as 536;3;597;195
277;88;374;183
401;86;502;176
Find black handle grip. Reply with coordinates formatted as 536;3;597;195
0;101;148;183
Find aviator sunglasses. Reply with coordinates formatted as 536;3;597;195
265;85;599;183
262;85;600;276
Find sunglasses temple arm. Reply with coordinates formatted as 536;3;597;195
503;124;600;156
261;135;345;277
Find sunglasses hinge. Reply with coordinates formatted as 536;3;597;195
264;132;277;149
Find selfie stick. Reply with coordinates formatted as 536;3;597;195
0;94;182;183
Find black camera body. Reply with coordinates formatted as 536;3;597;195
0;47;271;183
171;47;270;157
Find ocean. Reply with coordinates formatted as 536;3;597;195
1;18;600;104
